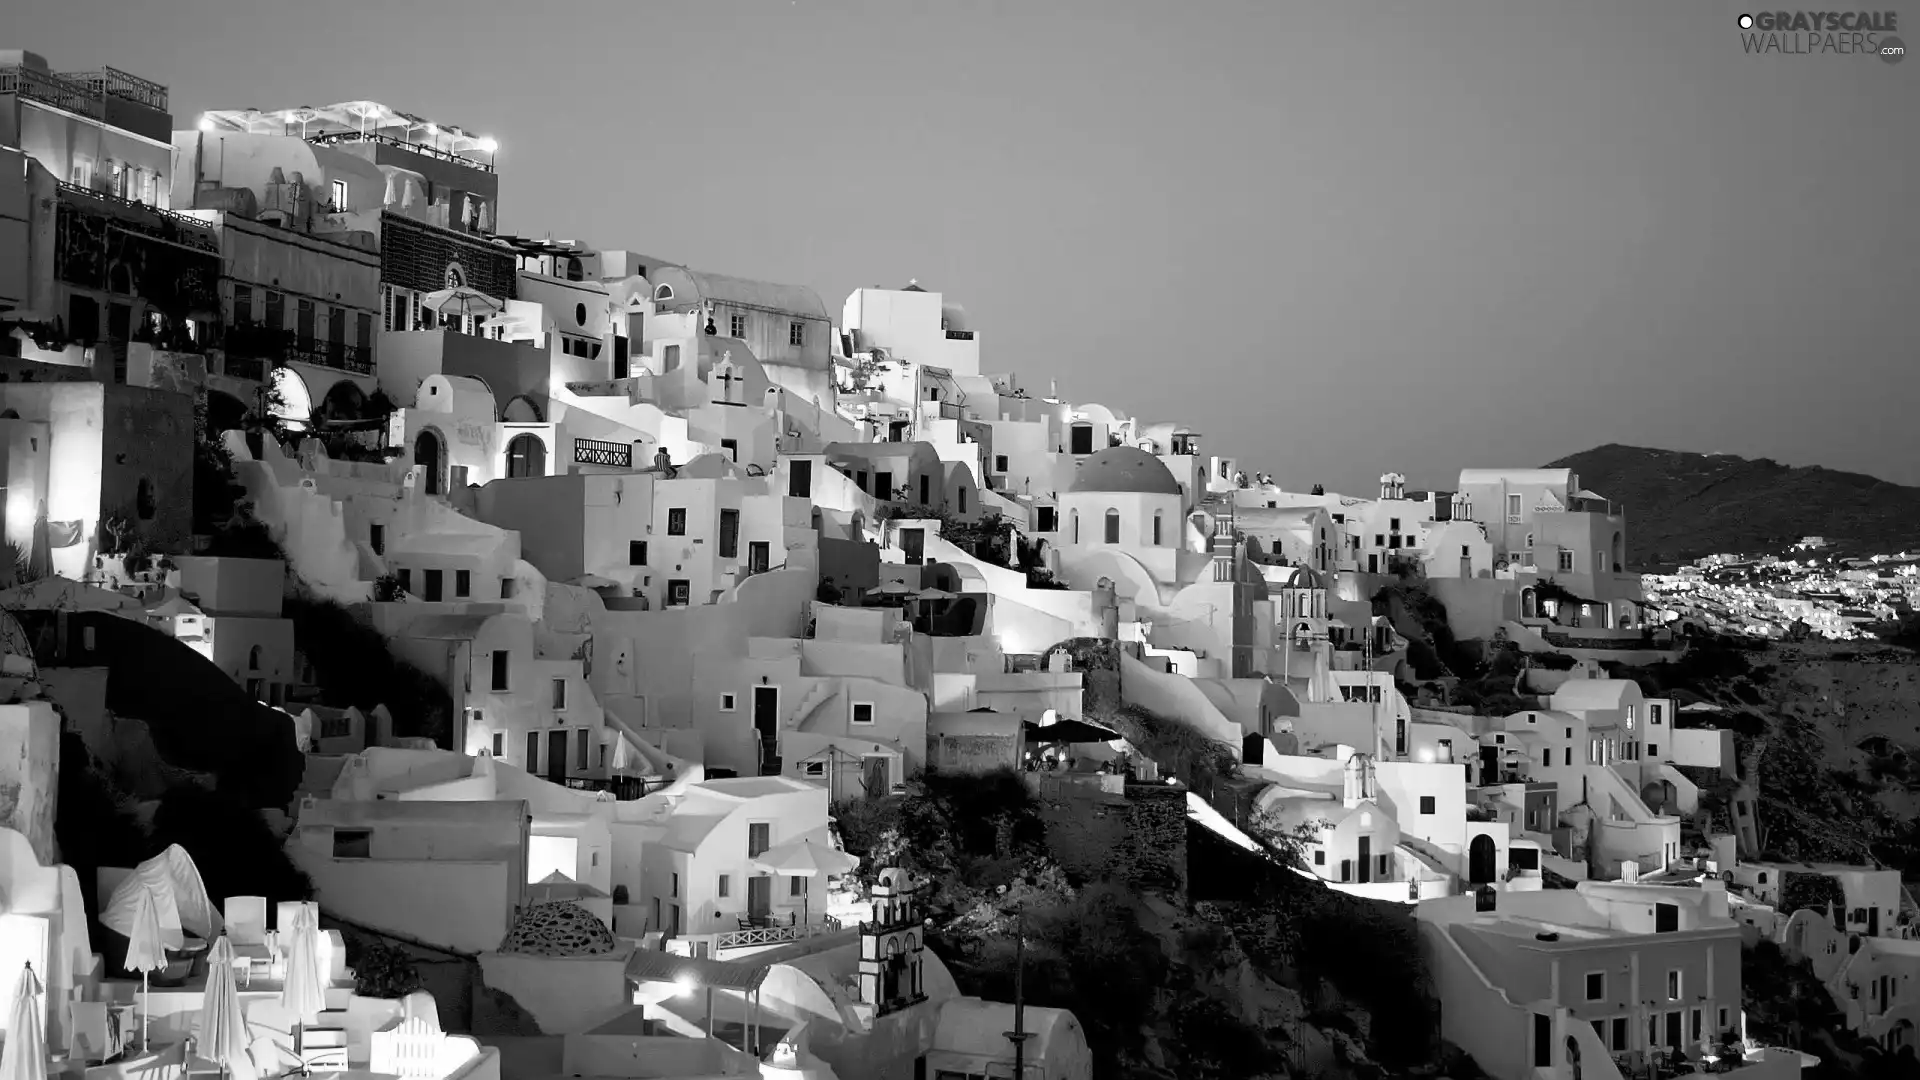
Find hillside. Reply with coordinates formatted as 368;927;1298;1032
1546;444;1920;568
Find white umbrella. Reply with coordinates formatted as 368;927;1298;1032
278;907;327;1065
752;837;859;878
0;963;44;1080
124;886;169;1051
420;286;504;320
197;938;249;1078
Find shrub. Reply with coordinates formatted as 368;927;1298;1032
351;941;424;999
283;591;450;744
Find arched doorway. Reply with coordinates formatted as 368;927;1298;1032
505;433;545;479
414;429;444;495
1468;834;1497;884
316;380;368;424
1521;587;1538;619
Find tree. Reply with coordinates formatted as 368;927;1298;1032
149;784;313;906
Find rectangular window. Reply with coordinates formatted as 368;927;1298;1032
332;829;371;859
667;508;687;535
720;693;736;711
919;475;931;504
670;872;679;898
874;471;893;500
748;822;771;858
1507;493;1523;521
526;732;540;773
297;298;316;347
1105;513;1121;544
1036;506;1056;532
1650;703;1663;725
788;321;804;347
491;650;510;691
662;343;681;371
369;522;384;554
788;459;812;498
330;178;348;210
803;760;825;777
396;568;411;594
995;454;1009;472
630;540;648;565
1313;850;1325;865
1667;970;1682;1000
576;729;589;769
851;702;875;726
719;509;740;558
668;580;690;606
789;875;805;897
748;541;770;573
1586;972;1605;1001
1152;514;1162;545
718;875;731;899
1611;1017;1628;1051
491;732;504;756
720;438;738;462
232;283;255;324
730;313;747;337
423;569;443;601
1647;742;1659;756
551;678;568;710
1558;549;1575;572
455;569;471;598
502;577;516;599
1419;796;1436;814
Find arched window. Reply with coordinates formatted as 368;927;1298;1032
1152;511;1163;546
1103;508;1120;544
1070;510;1079;544
248;645;264;671
653;284;674;301
505;433;546;479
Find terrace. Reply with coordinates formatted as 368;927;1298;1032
202;101;497;173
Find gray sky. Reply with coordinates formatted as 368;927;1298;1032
12;0;1916;492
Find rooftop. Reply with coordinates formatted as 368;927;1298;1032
200;101;497;173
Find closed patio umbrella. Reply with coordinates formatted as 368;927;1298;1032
197;938;250;1079
278;907;327;1072
0;962;44;1080
124;887;169;1051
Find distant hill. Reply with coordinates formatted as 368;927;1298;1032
1545;444;1920;569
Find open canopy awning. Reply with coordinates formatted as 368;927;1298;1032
1023;718;1123;745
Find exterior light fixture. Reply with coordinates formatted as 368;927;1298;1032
674;972;697;997
198;117;214;132
477;137;498;154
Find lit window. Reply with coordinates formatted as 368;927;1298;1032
330;178;348;210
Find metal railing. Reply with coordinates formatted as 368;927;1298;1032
0;66;103;120
57;181;220;253
305;130;495;173
65;67;169;111
573;438;632;468
713;914;843;953
562;775;671;801
225;324;373;375
944;330;974;341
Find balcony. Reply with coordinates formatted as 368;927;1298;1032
712;913;843;954
57;181;219;254
305;130;496;173
65;67;168;112
226;324;372;375
1;65;103;121
573;438;633;468
562;775;671;801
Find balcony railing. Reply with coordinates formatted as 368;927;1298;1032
65;67;169;111
57;181;220;253
225;325;374;375
573;438;633;468
713;914;842;953
562;775;672;801
1;65;104;121
305;130;496;173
